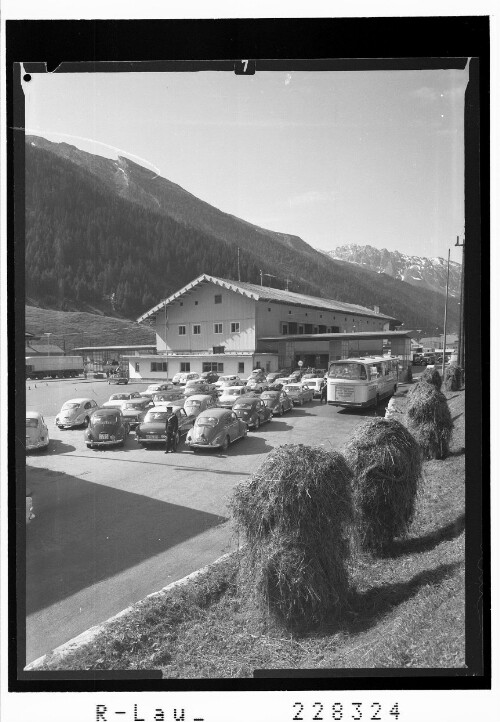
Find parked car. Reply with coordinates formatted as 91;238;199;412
282;383;314;405
246;369;267;383
288;370;304;382
214;374;241;389
302;377;327;398
232;396;273;429
55;398;99;428
141;383;174;398
186;408;248;451
200;371;220;383
85;408;130;448
245;377;269;393
218;385;253;408
135;404;195;446
184;394;217;418
266;371;285;384
183;379;217;398
260;389;294;416
120;398;153;429
268;381;285;391
151;386;185;405
172;372;200;386
25;411;49;452
108;374;129;384
102;391;142;408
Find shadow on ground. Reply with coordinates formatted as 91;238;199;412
378;513;466;559
25;469;227;614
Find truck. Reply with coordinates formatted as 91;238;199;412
25;355;85;379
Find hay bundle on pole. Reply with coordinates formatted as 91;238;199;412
343;418;422;551
444;364;463;391
420;366;443;390
230;444;355;630
405;381;453;459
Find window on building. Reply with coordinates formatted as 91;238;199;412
318;325;326;334
135;362;140;372
193;324;201;335
288;322;297;334
214;323;223;334
238;362;245;374
151;361;168;372
213;346;225;354
298;325;304;334
180;362;191;372
230;322;240;333
195;301;198;305
203;362;224;373
281;323;288;335
214;294;222;304
178;325;186;335
304;324;313;334
288;310;292;315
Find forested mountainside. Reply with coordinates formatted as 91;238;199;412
25;136;458;334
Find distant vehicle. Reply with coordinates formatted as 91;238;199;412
327;356;398;408
25;355;84;379
120;398;152;429
135;404;195;446
151;385;185;404
214;374;241;388
245;377;269;393
141;382;176;398
218;385;253;408
268;381;285;391
288;370;304;382
55;398;98;428
102;392;142;408
200;371;219;384
25;411;49;452
283;383;314;405
247;369;267;383
266;371;286;384
183;379;217;398
232;396;273;429
186;408;248;451
302;377;327;399
172;372;200;386
260;389;294;415
85;408;130;448
184;394;217;418
108;373;129;385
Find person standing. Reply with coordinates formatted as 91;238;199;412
165;406;179;453
320;378;328;404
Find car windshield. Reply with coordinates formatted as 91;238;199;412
110;394;128;400
148;386;161;392
93;413;119;424
26;418;38;428
124;402;144;409
328;363;367;380
186;400;201;407
145;411;169;422
260;393;275;399
284;385;299;392
234;402;254;409
62;402;80;409
196;416;218;427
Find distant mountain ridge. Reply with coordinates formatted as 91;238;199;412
323;244;462;298
24;136;459;335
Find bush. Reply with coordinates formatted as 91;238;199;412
230;444;355;630
405;382;453;460
420;367;442;390
344;418;422;551
444;364;463;391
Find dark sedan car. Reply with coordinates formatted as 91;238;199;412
200;371;219;384
135;405;195;446
232;396;273;429
260;389;294;416
84;408;130;448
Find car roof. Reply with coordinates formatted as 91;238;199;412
94;407;121;415
198;407;231;418
62;397;93;404
151;403;183;411
185;394;213;402
26;410;42;418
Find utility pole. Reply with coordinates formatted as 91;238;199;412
285;277;290;291
441;249;450;380
237;247;241;281
259;269;263;287
455;235;465;369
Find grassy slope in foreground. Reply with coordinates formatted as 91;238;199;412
37;389;465;674
25;306;155;349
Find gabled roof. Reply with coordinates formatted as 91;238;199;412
137;274;395;322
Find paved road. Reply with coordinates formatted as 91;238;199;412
24;377;392;664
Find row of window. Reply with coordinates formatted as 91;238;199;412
281;320;381;335
178;322;240;336
136;360;247;374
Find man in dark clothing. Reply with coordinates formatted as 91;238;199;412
320;379;328;404
165;406;179;453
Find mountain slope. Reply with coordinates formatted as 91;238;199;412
25;136;459;335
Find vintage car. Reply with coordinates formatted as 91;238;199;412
260;389;294;416
151;386;185;405
217;385;253;408
140;382;175;398
245;377;269;393
119;397;153;429
102;391;142;408
184;394;216;418
214;374;241;389
183;379;217;398
26;411;50;452
85;408;130;448
200;371;219;384
55;398;99;428
266;371;286;384
108;374;129;384
232;396;273;429
172;372;200;386
282;383;315;405
135;404;195;446
186;408;247;451
302;377;327;398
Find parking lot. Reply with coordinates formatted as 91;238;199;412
24;376;396;664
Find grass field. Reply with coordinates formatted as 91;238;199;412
36;388;466;675
26;306;155;350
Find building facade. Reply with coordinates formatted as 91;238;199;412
128;275;397;380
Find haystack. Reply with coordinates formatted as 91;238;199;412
343;417;422;551
444;364;463;391
405;381;453;459
420;366;443;390
230;444;355;629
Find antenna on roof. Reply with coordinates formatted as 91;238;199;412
237;247;241;282
285;277;291;291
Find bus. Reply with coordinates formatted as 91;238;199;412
327;356;399;408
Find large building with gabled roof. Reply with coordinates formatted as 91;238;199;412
127;274;399;381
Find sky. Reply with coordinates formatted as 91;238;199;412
24;66;467;263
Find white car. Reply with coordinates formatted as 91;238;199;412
172;372;200;386
26;411;49;451
245;377;269;393
302;377;326;398
214;374;241;388
217;385;253;408
55;398;99;428
140;383;174;398
102;392;142;408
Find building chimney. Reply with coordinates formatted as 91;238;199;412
373;305;380;314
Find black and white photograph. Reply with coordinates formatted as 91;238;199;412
2;7;493;722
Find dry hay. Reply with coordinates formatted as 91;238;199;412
230;444;355;630
444;364;463;391
420;366;443;390
405;381;453;460
343;417;422;552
